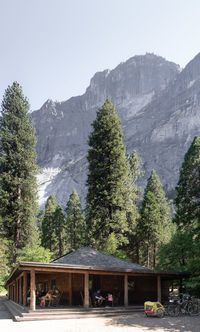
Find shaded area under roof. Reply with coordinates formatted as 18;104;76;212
53;247;151;271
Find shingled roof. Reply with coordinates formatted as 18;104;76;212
52;247;151;271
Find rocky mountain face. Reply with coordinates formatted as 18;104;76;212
31;53;200;208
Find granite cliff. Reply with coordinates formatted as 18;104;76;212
31;53;200;207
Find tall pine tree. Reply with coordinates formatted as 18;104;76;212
0;82;38;262
86;97;136;249
138;170;172;267
53;205;66;258
41;194;57;251
174;136;200;230
65;190;85;251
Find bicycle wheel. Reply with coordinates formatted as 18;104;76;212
168;304;180;317
157;308;164;318
188;302;199;316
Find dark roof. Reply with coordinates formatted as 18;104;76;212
5;247;190;286
53;247;151;271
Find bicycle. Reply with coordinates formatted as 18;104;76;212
167;294;199;317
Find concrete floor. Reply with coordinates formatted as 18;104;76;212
0;296;200;332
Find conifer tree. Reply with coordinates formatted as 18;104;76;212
65;190;85;251
174;136;200;230
127;150;144;204
41;194;57;251
139;191;161;267
53;205;66;257
86;98;136;249
138;170;172;267
0;82;38;262
126;150;144;263
156;137;200;295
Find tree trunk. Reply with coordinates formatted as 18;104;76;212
13;182;21;263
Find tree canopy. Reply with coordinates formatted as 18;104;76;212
86;97;137;249
0;82;38;262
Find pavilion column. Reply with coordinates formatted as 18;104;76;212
157;275;161;302
19;277;22;304
16;279;19;303
30;269;36;311
124;274;128;307
69;273;72;305
23;272;27;306
14;281;17;302
84;272;89;308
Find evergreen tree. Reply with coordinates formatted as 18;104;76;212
126;150;144;263
41;194;57;251
145;170;172;230
158;136;200;295
53;205;66;257
139;191;162;268
138;170;172;267
174;136;200;230
36;209;45;241
127;150;144;204
86;97;136;249
0;82;38;262
65;190;85;251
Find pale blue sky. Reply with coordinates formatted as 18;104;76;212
1;0;200;110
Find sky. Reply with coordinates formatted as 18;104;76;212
1;0;200;110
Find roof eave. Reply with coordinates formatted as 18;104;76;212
5;261;190;286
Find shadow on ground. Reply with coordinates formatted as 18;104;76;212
0;296;12;320
107;312;200;332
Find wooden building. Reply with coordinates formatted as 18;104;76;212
6;247;188;311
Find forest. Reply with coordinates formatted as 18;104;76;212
0;82;200;296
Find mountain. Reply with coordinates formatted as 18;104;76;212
31;53;200;208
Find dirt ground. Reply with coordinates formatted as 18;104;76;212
0;297;200;332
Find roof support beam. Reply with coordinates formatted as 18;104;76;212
30;269;36;311
124;274;128;307
23;272;28;306
84;272;89;308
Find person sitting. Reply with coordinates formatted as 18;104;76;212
106;292;113;307
50;288;61;306
40;289;53;307
93;289;105;306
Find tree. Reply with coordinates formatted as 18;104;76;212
17;240;52;263
156;138;200;295
126;150;144;263
65;190;85;251
36;209;45;241
0;82;38;262
41;194;57;251
139;191;162;268
53;205;66;257
137;170;172;267
174;136;200;230
86;97;136;249
127;150;144;204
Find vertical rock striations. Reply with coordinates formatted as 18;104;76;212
31;53;200;207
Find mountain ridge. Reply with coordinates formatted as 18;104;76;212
31;53;200;208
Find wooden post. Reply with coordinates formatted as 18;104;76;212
124;274;128;307
16;279;19;303
69;273;72;305
30;269;36;311
23;272;27;306
14;281;17;302
157;275;161;302
19;277;22;304
84;272;89;308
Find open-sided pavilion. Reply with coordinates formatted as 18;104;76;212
6;247;189;311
